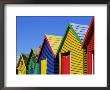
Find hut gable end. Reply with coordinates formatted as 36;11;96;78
57;27;84;74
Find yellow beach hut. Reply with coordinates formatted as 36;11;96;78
16;54;28;75
56;23;89;74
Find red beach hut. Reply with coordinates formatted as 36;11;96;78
82;17;94;74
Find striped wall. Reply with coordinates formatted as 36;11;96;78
34;63;39;74
38;40;59;74
82;32;94;74
27;51;39;74
87;32;94;74
82;17;94;74
83;49;87;74
17;56;26;74
87;32;94;52
46;35;62;55
59;28;84;74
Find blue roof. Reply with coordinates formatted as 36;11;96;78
70;23;89;42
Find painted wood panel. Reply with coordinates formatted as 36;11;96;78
46;35;62;55
82;17;94;74
38;41;58;74
16;54;27;75
83;49;87;74
38;35;62;74
34;63;39;74
87;32;94;74
27;49;39;74
61;53;70;74
59;28;84;74
41;59;47;74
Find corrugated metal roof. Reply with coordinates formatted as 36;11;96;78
46;35;62;55
70;23;89;42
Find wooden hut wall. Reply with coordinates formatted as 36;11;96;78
17;56;26;74
87;32;94;74
83;49;87;74
34;63;39;74
82;17;94;74
27;51;39;74
59;28;84;74
38;40;58;74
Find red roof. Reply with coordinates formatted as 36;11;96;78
82;16;94;48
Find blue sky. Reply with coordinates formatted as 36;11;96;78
16;16;92;57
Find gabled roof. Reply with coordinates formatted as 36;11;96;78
37;34;62;61
32;48;40;56
16;54;28;68
27;48;40;64
82;17;94;48
70;23;89;42
56;23;88;56
21;53;29;65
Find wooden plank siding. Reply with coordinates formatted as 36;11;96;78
59;28;84;74
83;49;87;74
38;41;58;74
27;49;39;74
82;17;94;74
87;32;94;74
87;32;94;52
16;55;27;75
37;35;62;74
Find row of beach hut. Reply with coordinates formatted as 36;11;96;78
16;17;94;75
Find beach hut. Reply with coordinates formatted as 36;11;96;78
27;48;40;74
37;35;62;74
82;17;94;74
16;54;28;75
56;23;89;74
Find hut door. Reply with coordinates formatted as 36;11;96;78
61;52;70;74
41;59;47;74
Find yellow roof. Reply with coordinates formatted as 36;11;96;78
46;35;62;55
